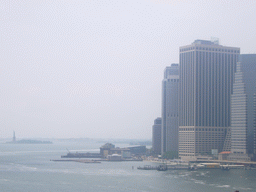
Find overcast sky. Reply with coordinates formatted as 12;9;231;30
1;0;256;139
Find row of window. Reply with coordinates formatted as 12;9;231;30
179;128;225;131
167;114;178;117
195;138;225;140
180;46;240;53
196;128;224;131
179;128;194;131
195;139;224;142
168;79;179;82
178;154;195;156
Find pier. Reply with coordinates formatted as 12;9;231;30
190;160;256;168
51;159;101;163
137;164;187;171
61;152;102;158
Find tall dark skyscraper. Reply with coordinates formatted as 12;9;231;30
161;64;179;155
228;54;256;161
179;39;240;160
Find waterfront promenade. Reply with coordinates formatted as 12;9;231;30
144;156;256;167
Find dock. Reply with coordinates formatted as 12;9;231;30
51;159;101;163
137;164;187;171
61;152;102;158
137;165;158;170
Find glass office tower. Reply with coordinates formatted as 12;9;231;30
161;64;179;155
229;54;256;161
179;40;240;160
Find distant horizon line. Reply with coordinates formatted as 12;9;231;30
0;137;151;141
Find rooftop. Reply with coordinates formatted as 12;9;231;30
193;39;219;45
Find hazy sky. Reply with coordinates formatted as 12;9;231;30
1;0;256;139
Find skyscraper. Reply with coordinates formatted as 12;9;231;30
228;54;256;161
161;64;179;155
179;39;240;160
152;117;162;155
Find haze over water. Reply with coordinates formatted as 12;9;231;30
1;0;256;139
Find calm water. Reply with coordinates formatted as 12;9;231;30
0;140;255;192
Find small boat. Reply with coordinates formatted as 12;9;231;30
137;165;158;170
157;164;168;171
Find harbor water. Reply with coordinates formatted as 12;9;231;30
0;140;255;192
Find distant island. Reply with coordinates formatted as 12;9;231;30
7;139;53;144
6;131;52;144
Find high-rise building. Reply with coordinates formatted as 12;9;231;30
179;39;240;160
152;117;162;155
228;54;256;161
161;64;179;155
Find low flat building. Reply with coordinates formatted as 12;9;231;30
108;154;122;161
100;143;145;159
128;146;146;155
218;151;231;161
